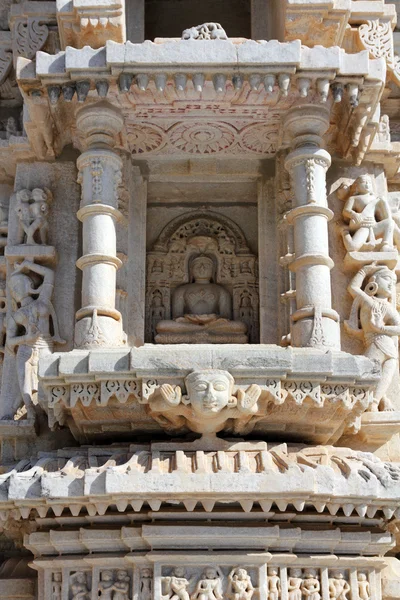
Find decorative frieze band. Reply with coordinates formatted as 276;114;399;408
30;553;386;600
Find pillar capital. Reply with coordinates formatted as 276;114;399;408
283;105;330;149
76;101;124;148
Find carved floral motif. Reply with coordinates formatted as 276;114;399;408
240;123;276;155
128;124;165;154
169;122;235;154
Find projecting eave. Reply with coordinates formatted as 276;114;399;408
15;39;387;166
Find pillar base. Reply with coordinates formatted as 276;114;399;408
75;312;127;348
291;312;341;349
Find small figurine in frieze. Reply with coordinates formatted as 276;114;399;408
346;264;399;411
301;569;320;600
70;571;90;600
113;570;130;600
140;568;153;600
162;567;191;600
15;187;52;245
98;570;114;599
328;570;350;600
191;567;224;600
357;573;370;600
51;572;62;600
148;370;262;435
288;569;303;600
7;260;65;417
339;175;399;253
227;568;254;600
267;568;281;600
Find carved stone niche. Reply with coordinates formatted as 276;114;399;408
146;211;259;343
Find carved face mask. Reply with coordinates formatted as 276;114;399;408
185;371;235;416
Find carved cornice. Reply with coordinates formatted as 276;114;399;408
1;443;399;523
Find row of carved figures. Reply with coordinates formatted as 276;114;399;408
51;567;371;600
159;567;370;600
52;569;131;599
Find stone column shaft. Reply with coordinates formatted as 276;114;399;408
74;104;125;348
284;106;340;349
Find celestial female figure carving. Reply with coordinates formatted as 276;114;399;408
113;570;130;600
156;256;247;344
98;571;114;600
346;264;399;411
287;569;303;600
227;568;254;600
162;567;191;600
15;188;52;245
339;175;399;253
6;260;65;418
301;570;320;600
70;571;90;600
328;571;350;600
191;567;223;600
267;568;281;600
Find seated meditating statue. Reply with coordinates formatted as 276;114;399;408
155;255;248;344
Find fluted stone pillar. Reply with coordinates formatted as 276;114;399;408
284;106;340;349
74;102;126;348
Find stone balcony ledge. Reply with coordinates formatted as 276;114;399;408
38;345;382;444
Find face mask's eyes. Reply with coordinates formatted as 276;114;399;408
213;382;227;391
194;383;208;391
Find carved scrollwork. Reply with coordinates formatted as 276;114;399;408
14;18;49;59
0;48;12;87
71;383;100;407
359;19;393;63
100;379;140;405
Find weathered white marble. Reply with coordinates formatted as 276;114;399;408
0;1;399;598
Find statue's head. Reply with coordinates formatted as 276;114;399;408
101;571;113;581
355;174;374;194
204;567;219;579
184;370;236;417
190;256;214;283
304;569;317;579
75;572;86;584
142;569;152;578
117;570;128;581
365;266;396;299
268;568;278;576
332;571;344;580
358;573;367;581
235;569;247;581
290;569;302;578
9;272;35;303
53;573;62;582
173;567;186;578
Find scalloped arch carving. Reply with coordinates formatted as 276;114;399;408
152;210;251;255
